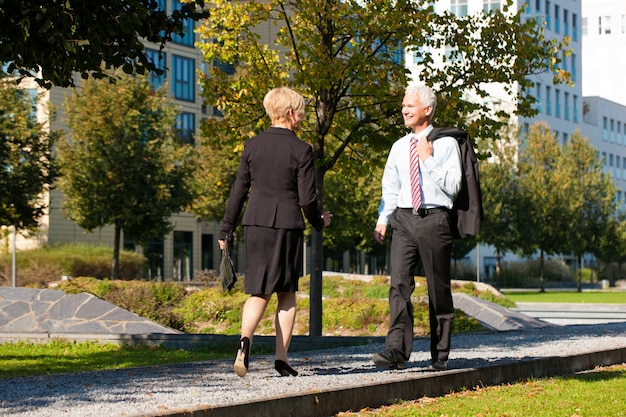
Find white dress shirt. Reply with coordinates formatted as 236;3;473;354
376;125;463;226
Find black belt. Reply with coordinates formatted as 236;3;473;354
399;207;448;216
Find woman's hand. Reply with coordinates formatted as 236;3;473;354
321;212;333;228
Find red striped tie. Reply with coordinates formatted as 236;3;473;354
410;136;422;210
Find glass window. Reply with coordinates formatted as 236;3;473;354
172;55;195;102
545;86;552;115
147;240;164;281
563;9;569;36
172;0;195;46
599;16;611;35
611;119;615;143
603;117;608;141
573;95;578;123
145;48;166;90
201;234;214;271
555;88;560;118
176;112;196;144
573;14;578;40
535;82;542;112
564;92;569;120
451;0;468;16
571;53;576;82
554;5;560;33
483;0;499;13
173;231;193;282
545;1;551;29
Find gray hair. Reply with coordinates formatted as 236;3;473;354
405;85;437;119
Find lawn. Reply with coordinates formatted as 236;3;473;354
0;340;229;379
337;364;626;417
502;290;626;304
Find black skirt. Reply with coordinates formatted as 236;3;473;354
243;226;304;295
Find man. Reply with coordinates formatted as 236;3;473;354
373;85;462;371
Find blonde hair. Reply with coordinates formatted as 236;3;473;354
263;87;305;124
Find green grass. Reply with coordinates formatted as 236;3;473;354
502;290;626;304
0;340;229;379
337;364;626;417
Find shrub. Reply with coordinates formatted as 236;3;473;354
451;261;478;281
493;258;574;288
45;267;492;336
0;244;146;287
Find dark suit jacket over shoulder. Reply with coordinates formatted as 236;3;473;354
219;127;324;240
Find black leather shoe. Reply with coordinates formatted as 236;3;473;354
274;359;298;376
372;349;406;370
427;360;449;371
234;337;250;377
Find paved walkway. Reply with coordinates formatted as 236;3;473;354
0;287;180;336
1;286;626;417
1;323;625;417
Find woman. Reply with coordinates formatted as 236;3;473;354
218;87;332;377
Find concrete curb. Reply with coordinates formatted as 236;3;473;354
0;332;386;351
138;347;626;417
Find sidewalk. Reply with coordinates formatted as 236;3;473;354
1;287;626;417
1;323;625;417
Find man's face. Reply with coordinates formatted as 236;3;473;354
402;94;431;131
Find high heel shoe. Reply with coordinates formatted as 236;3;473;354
274;359;298;377
234;337;250;377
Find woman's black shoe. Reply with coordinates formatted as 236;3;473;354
274;359;298;377
234;337;250;377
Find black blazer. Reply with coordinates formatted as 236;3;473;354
219;127;324;240
428;127;482;239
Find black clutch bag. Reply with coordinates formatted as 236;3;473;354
220;238;237;292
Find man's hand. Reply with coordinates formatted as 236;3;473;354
374;224;387;244
415;136;433;161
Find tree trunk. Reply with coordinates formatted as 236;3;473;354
495;250;501;289
577;254;582;292
112;224;121;280
539;249;546;292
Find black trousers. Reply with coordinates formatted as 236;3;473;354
385;208;455;362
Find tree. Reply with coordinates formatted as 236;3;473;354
57;73;198;279
517;123;573;291
0;0;209;88
0;73;57;232
478;126;529;287
560;130;617;291
194;0;569;335
516;124;617;292
595;213;626;285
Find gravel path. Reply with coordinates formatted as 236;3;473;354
1;322;626;417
